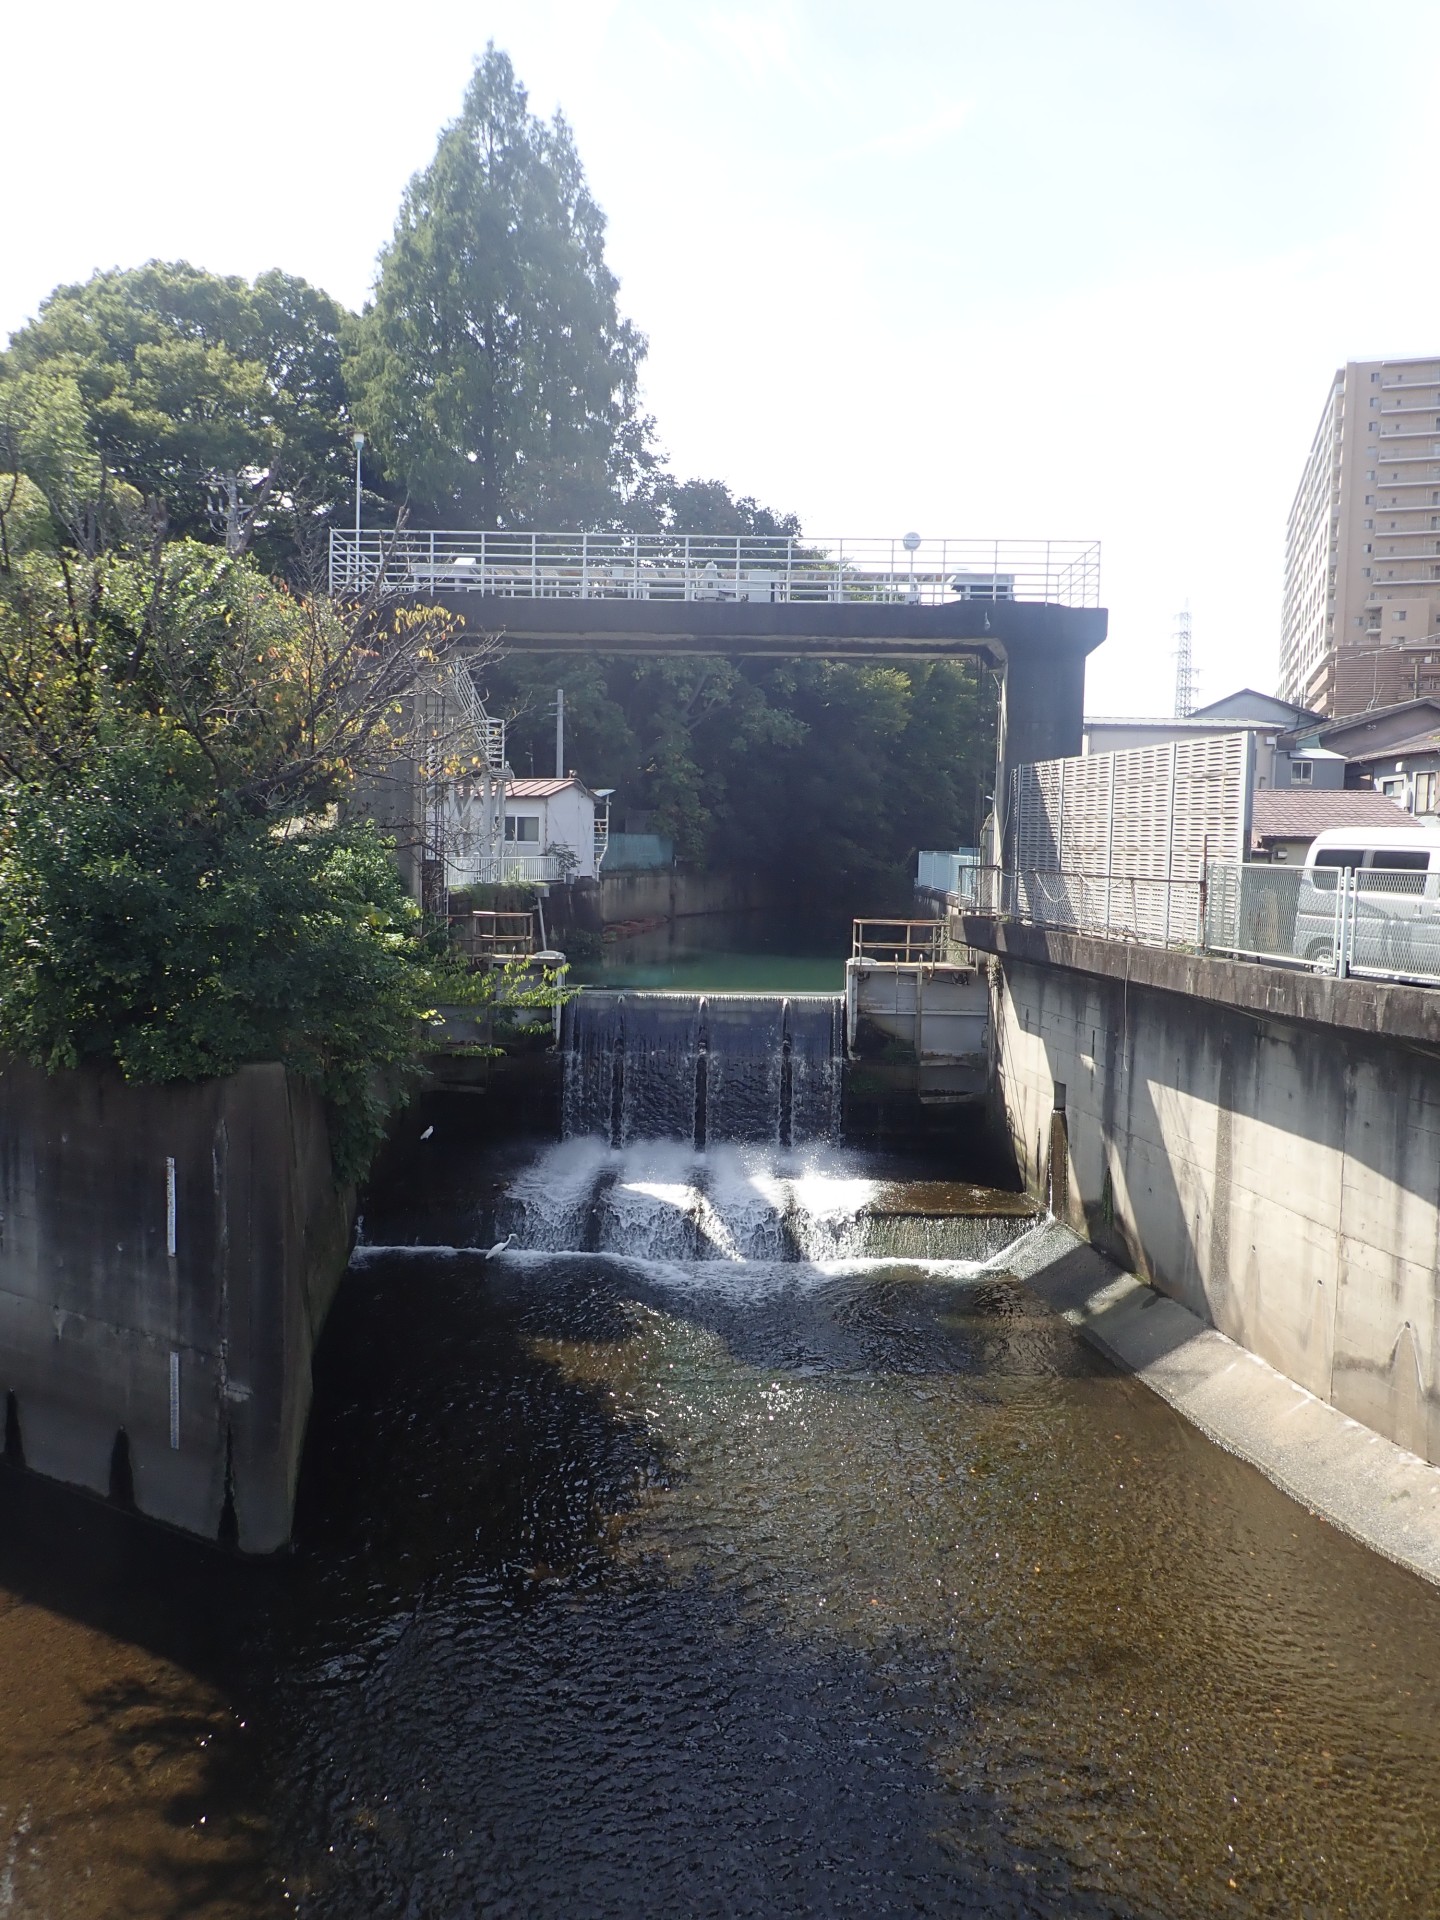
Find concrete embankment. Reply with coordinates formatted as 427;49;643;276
1007;1218;1440;1587
960;914;1440;1479
0;1057;351;1550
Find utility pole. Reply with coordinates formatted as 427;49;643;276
1172;605;1194;718
555;686;565;779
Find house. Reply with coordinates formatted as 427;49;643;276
1082;689;1327;790
503;776;603;880
1268;697;1440;821
1249;787;1418;863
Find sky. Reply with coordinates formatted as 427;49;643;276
6;0;1440;716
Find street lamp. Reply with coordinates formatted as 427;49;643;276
902;529;921;603
352;431;365;583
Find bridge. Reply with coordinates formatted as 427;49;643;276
330;528;1108;774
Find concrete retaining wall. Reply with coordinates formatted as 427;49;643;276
964;923;1440;1464
0;1058;352;1551
599;866;766;925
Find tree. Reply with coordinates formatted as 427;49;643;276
635;476;803;540
2;262;354;561
0;536;528;1178
348;44;650;529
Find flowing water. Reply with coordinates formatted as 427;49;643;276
5;1005;1440;1913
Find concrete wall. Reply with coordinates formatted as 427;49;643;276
0;1058;352;1551
599;867;767;925
966;921;1440;1464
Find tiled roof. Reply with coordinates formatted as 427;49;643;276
1250;787;1418;845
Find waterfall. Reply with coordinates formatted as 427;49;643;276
561;992;845;1148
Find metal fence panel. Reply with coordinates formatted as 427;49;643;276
330;531;1102;608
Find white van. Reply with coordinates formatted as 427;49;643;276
1295;825;1440;975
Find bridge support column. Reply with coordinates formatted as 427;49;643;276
994;644;1088;863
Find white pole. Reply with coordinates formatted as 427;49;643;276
352;432;365;583
556;686;565;779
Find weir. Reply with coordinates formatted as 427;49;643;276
561;991;846;1149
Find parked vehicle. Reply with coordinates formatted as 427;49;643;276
1295;826;1440;975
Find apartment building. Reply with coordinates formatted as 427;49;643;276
1279;355;1440;717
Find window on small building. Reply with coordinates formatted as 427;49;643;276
504;814;541;843
1394;610;1407;621
1290;760;1313;784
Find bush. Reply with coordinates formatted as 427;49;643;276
0;738;467;1181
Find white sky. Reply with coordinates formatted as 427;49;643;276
7;0;1440;715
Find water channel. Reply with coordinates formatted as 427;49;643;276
4;992;1440;1914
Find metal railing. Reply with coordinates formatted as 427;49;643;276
853;918;949;964
449;852;570;886
449;911;537;961
961;864;1440;989
970;868;1206;946
330;531;1102;609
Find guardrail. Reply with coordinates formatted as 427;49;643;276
853;918;950;964
449;853;570;886
959;864;1440;989
330;531;1102;609
449;910;537;961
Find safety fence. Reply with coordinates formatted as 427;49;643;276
329;530;1102;609
960;864;1440;989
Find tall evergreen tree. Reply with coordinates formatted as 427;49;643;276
349;45;650;529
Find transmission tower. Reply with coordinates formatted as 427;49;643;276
1172;605;1195;718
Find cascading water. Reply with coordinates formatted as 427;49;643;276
561;991;844;1149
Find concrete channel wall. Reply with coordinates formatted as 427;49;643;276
0;1057;352;1551
959;917;1440;1464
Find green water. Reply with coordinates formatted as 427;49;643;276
570;948;845;991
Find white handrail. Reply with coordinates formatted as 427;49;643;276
329;530;1101;609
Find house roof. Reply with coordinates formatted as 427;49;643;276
1189;688;1318;725
505;776;593;799
1343;729;1440;765
1286;696;1440;752
1250;787;1417;847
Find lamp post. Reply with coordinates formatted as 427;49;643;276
903;529;921;603
352;431;365;585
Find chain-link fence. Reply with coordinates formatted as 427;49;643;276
1206;862;1440;984
961;862;1440;989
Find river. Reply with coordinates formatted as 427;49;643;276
2;1006;1440;1914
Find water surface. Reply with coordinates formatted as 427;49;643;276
2;1141;1440;1915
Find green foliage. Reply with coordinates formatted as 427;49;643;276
490;649;993;905
0;744;446;1178
0;472;59;567
0;540;497;1180
0;538;455;816
348;43;649;528
2;262;353;561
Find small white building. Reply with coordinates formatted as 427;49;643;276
503;776;602;880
